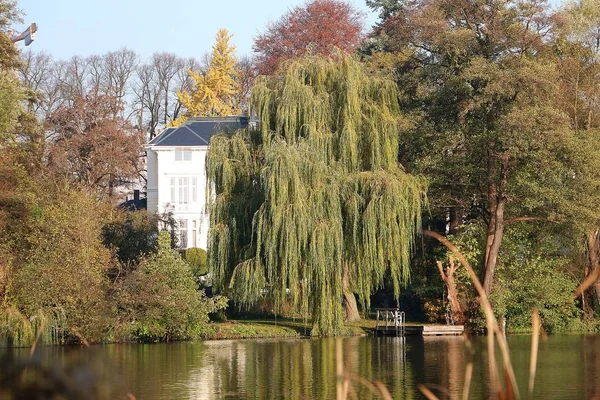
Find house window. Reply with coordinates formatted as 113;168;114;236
169;176;198;210
178;177;189;206
192;220;197;247
175;149;192;161
178;219;188;248
191;177;197;203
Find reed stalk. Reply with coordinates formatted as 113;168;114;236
421;229;520;399
528;308;541;396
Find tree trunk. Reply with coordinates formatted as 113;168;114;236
342;262;361;322
436;257;464;324
483;198;506;295
586;229;600;313
343;292;361;322
482;155;509;295
483;150;498;283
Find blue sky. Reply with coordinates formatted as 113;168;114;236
16;0;563;61
14;0;377;60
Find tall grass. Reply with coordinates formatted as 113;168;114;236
334;230;549;400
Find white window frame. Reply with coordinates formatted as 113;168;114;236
178;219;188;248
169;175;199;210
191;177;197;203
178;177;189;207
175;149;192;162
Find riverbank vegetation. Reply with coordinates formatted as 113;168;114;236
2;0;600;345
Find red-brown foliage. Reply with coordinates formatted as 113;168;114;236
46;94;143;200
253;0;365;75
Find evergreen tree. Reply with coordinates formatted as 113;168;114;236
206;54;426;336
176;29;240;121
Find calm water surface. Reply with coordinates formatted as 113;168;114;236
5;334;600;399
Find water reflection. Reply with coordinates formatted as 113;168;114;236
408;336;467;399
3;334;599;399
107;336;464;399
584;335;600;399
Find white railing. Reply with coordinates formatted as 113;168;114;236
162;202;191;212
375;308;405;337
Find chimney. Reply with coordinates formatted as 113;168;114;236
134;190;140;202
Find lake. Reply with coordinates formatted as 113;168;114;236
2;334;599;399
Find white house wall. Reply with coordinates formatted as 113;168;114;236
146;150;158;213
146;146;210;250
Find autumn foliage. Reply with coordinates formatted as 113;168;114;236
176;29;240;120
47;94;143;200
253;0;365;75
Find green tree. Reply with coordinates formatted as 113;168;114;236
0;0;21;71
446;222;581;333
0;70;23;145
0;0;24;146
185;247;208;278
554;0;600;314
555;0;600;131
207;54;426;336
117;231;226;342
367;0;600;296
0;0;25;149
101;210;159;267
7;189;113;343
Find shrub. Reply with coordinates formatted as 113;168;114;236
117;232;227;342
185;247;208;277
448;222;580;333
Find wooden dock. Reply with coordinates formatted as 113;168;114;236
403;325;464;336
375;324;464;336
374;308;464;336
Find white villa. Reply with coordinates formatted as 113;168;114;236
145;116;249;249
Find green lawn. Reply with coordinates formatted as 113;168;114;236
200;318;376;340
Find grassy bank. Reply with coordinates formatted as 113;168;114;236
200;318;374;340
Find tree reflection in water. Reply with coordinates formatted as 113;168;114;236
1;335;596;399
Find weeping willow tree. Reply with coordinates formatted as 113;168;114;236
207;54;426;336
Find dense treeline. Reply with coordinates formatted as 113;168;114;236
205;0;600;334
361;0;600;332
2;0;600;343
0;159;226;344
0;1;227;346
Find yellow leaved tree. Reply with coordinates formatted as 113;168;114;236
174;29;240;124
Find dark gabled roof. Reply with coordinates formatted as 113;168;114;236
148;116;248;147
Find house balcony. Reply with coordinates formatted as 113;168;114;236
161;202;189;213
162;202;204;213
